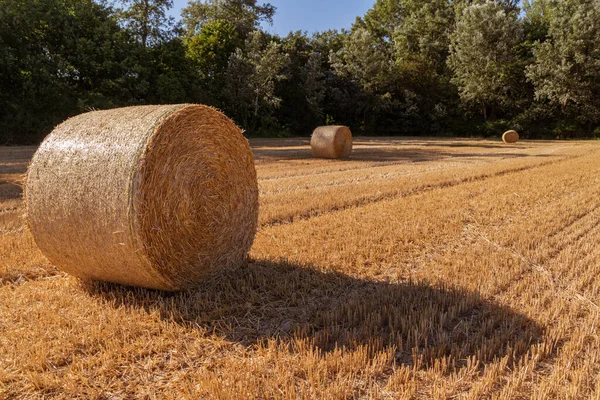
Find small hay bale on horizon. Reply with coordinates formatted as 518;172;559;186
311;126;353;159
503;130;520;144
26;104;258;291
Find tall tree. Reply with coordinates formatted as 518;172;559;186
526;0;600;128
362;0;404;42
120;0;174;47
392;0;455;72
363;0;518;47
330;26;393;95
448;1;524;120
301;51;326;120
330;26;397;131
148;38;204;104
357;0;463;135
223;31;289;133
276;32;326;134
185;20;241;104
182;0;275;38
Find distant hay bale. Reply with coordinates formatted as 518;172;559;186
311;126;353;159
26;104;258;291
502;130;520;144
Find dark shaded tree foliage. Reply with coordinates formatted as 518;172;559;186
185;20;241;105
0;0;136;143
449;1;524;120
1;0;600;144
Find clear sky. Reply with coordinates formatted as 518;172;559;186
169;0;374;35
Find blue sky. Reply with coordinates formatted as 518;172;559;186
169;0;374;35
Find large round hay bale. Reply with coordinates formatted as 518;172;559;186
310;126;353;159
502;130;519;144
26;104;258;291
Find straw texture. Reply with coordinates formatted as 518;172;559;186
310;126;353;159
26;104;258;291
502;130;519;144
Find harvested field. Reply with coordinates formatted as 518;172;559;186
1;137;600;399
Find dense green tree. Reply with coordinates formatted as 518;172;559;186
454;0;521;14
0;0;140;143
522;0;553;38
392;1;463;134
223;31;289;133
331;26;393;95
331;1;463;135
448;1;524;120
392;0;454;71
275;32;326;135
363;0;518;47
119;0;174;46
148;37;204;104
2;0;600;143
311;29;346;56
526;0;600;130
301;51;326;120
329;26;396;131
182;0;275;38
352;1;462;134
185;20;241;104
362;0;403;41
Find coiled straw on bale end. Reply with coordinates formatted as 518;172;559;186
502;130;519;144
26;104;258;291
311;126;353;159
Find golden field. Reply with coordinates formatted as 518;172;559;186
1;137;600;399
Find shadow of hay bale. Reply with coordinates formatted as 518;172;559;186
82;259;542;371
251;145;545;164
0;180;23;200
418;142;525;149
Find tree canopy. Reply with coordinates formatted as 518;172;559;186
1;0;600;144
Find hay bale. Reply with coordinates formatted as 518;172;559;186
26;104;258;291
502;130;519;144
311;126;353;159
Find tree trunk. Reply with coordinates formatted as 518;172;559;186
142;0;150;47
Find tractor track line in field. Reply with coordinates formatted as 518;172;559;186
260;153;587;229
484;203;600;304
257;154;509;182
484;223;600;313
256;144;576;182
547;199;600;240
258;159;418;182
259;159;494;195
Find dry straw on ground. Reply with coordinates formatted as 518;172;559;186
311;126;353;159
502;130;519;144
3;139;600;398
25;104;258;291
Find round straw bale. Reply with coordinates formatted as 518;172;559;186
26;104;258;291
311;126;353;159
502;130;519;144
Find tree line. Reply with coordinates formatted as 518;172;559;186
1;0;599;144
